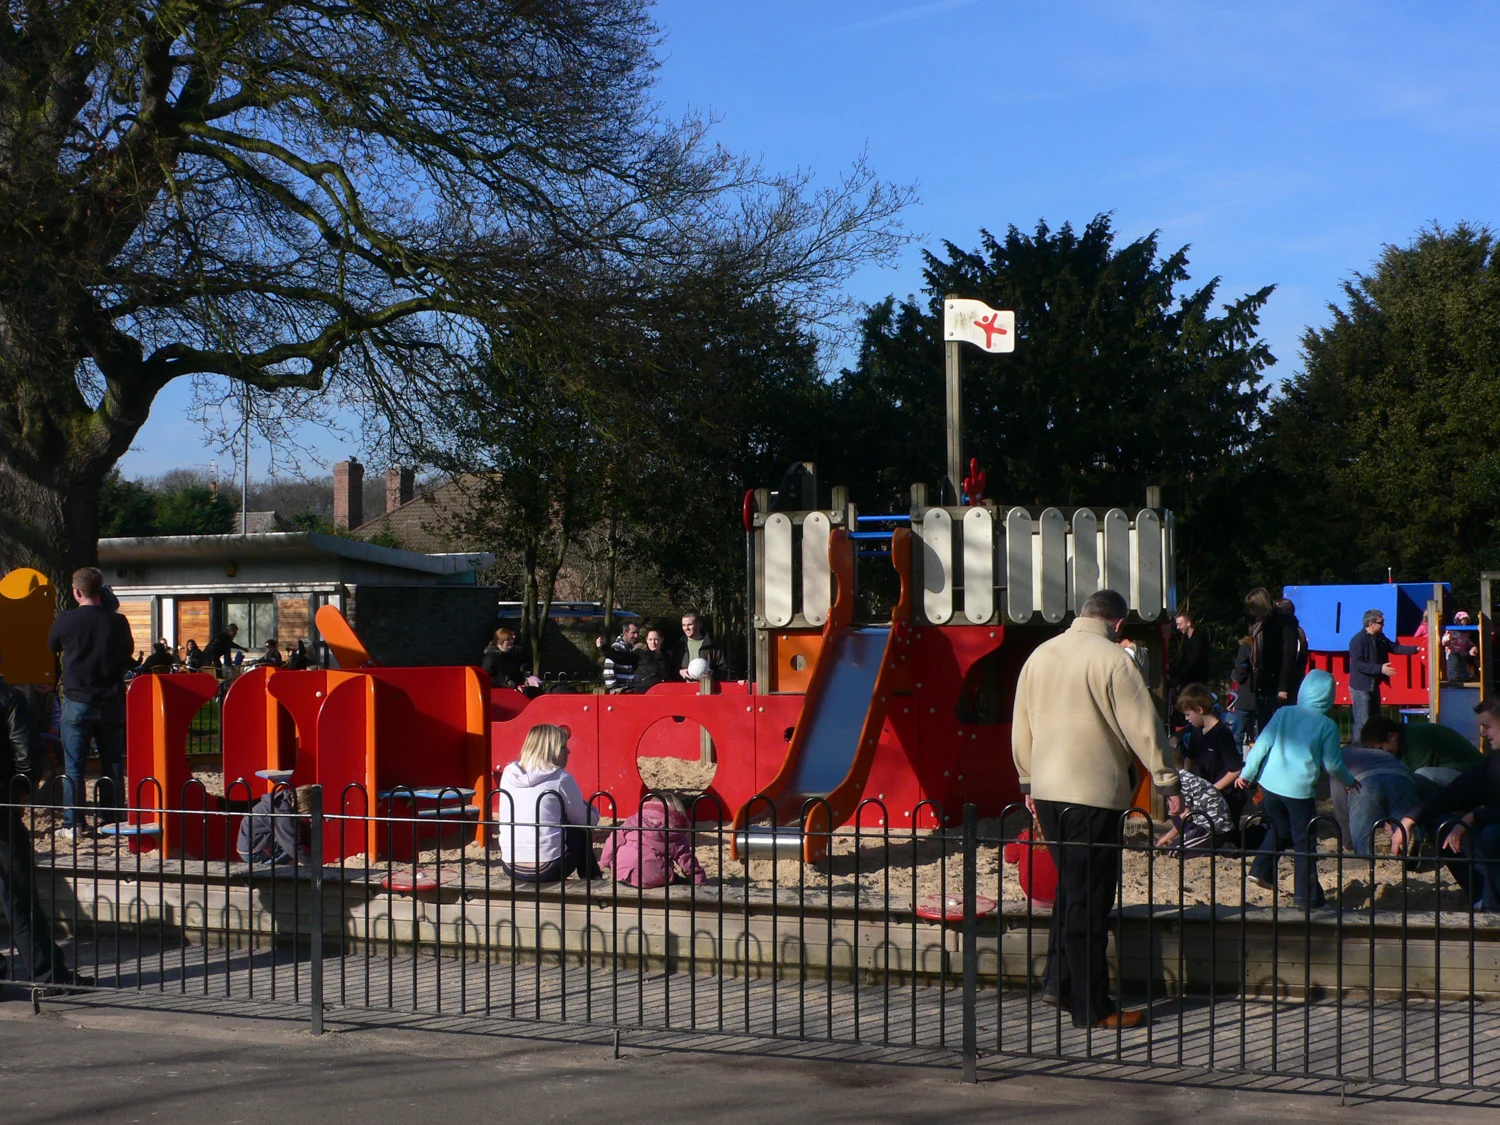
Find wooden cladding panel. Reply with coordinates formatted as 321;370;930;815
276;595;310;645
116;598;153;651
175;598;211;648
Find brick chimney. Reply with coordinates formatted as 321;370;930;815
385;466;415;513
333;458;363;529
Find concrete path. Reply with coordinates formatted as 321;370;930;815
10;934;1500;1098
3;997;1500;1124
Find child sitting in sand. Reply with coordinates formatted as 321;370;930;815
236;785;315;865
600;791;707;888
1156;683;1242;856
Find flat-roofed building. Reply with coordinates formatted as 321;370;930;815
99;532;496;667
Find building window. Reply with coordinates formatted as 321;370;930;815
223;595;277;650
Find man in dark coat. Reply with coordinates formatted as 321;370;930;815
200;624;246;671
677;610;727;682
0;679;83;986
1348;607;1419;738
1167;607;1210;717
47;567;134;836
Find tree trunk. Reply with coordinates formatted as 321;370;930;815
0;460;107;609
536;527;571;681
520;539;541;676
601;508;620;639
0;309;157;608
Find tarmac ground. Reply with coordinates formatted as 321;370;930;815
4;994;1500;1124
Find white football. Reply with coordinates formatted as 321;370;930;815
687;657;710;680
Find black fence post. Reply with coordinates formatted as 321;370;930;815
309;785;325;1036
961;802;978;1084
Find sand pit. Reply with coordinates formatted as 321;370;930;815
636;755;716;793
27;765;1477;916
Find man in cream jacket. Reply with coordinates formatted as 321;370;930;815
1012;589;1182;1030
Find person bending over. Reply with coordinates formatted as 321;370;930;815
1156;683;1242;855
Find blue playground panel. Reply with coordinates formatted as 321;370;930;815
1284;583;1451;652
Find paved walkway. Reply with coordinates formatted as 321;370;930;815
18;934;1500;1097
6;996;1500;1123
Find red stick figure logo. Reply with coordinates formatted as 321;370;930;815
975;313;1008;348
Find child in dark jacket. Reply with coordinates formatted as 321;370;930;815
236;785;315;865
1156;684;1243;856
601;792;708;888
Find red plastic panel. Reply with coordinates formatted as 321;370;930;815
1308;638;1431;707
265;669;361;788
221;667;295;799
859;707;925;828
601;692;762;823
316;675;377;858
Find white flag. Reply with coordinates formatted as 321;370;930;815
944;299;1015;353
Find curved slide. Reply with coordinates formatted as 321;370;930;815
732;527;911;863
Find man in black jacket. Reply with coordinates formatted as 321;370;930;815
677;610;727;682
1167;607;1210;718
47;567;134;838
1245;588;1301;723
0;679;81;986
1348;607;1418;739
200;624;246;671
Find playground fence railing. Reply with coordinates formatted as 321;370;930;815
5;779;1500;1093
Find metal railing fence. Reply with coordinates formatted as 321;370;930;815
2;778;1499;1093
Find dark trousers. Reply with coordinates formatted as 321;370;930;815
1035;800;1122;1027
1249;791;1324;908
0;807;68;982
1350;689;1379;746
1256;692;1285;727
59;696;125;828
501;826;601;884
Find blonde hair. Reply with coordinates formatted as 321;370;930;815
1244;587;1275;616
518;723;570;771
293;785;318;817
641;790;689;818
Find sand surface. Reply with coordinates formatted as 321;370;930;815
26;762;1473;914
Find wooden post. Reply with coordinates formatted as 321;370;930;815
945;338;963;495
752;488;771;693
1428;596;1440;723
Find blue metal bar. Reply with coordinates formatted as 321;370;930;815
855;514;911;523
849;530;894;540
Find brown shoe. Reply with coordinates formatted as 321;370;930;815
1094;1008;1146;1029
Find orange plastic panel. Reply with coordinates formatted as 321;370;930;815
315;604;376;668
124;672;218;856
770;631;821;693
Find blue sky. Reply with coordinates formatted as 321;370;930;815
119;0;1500;478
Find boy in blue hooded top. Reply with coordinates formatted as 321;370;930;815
1236;669;1360;909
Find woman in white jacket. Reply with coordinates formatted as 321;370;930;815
495;724;601;882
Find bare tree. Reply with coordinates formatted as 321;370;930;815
0;1;912;592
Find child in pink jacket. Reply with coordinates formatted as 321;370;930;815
601;792;707;888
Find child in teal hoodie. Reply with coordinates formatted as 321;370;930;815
1236;670;1360;908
